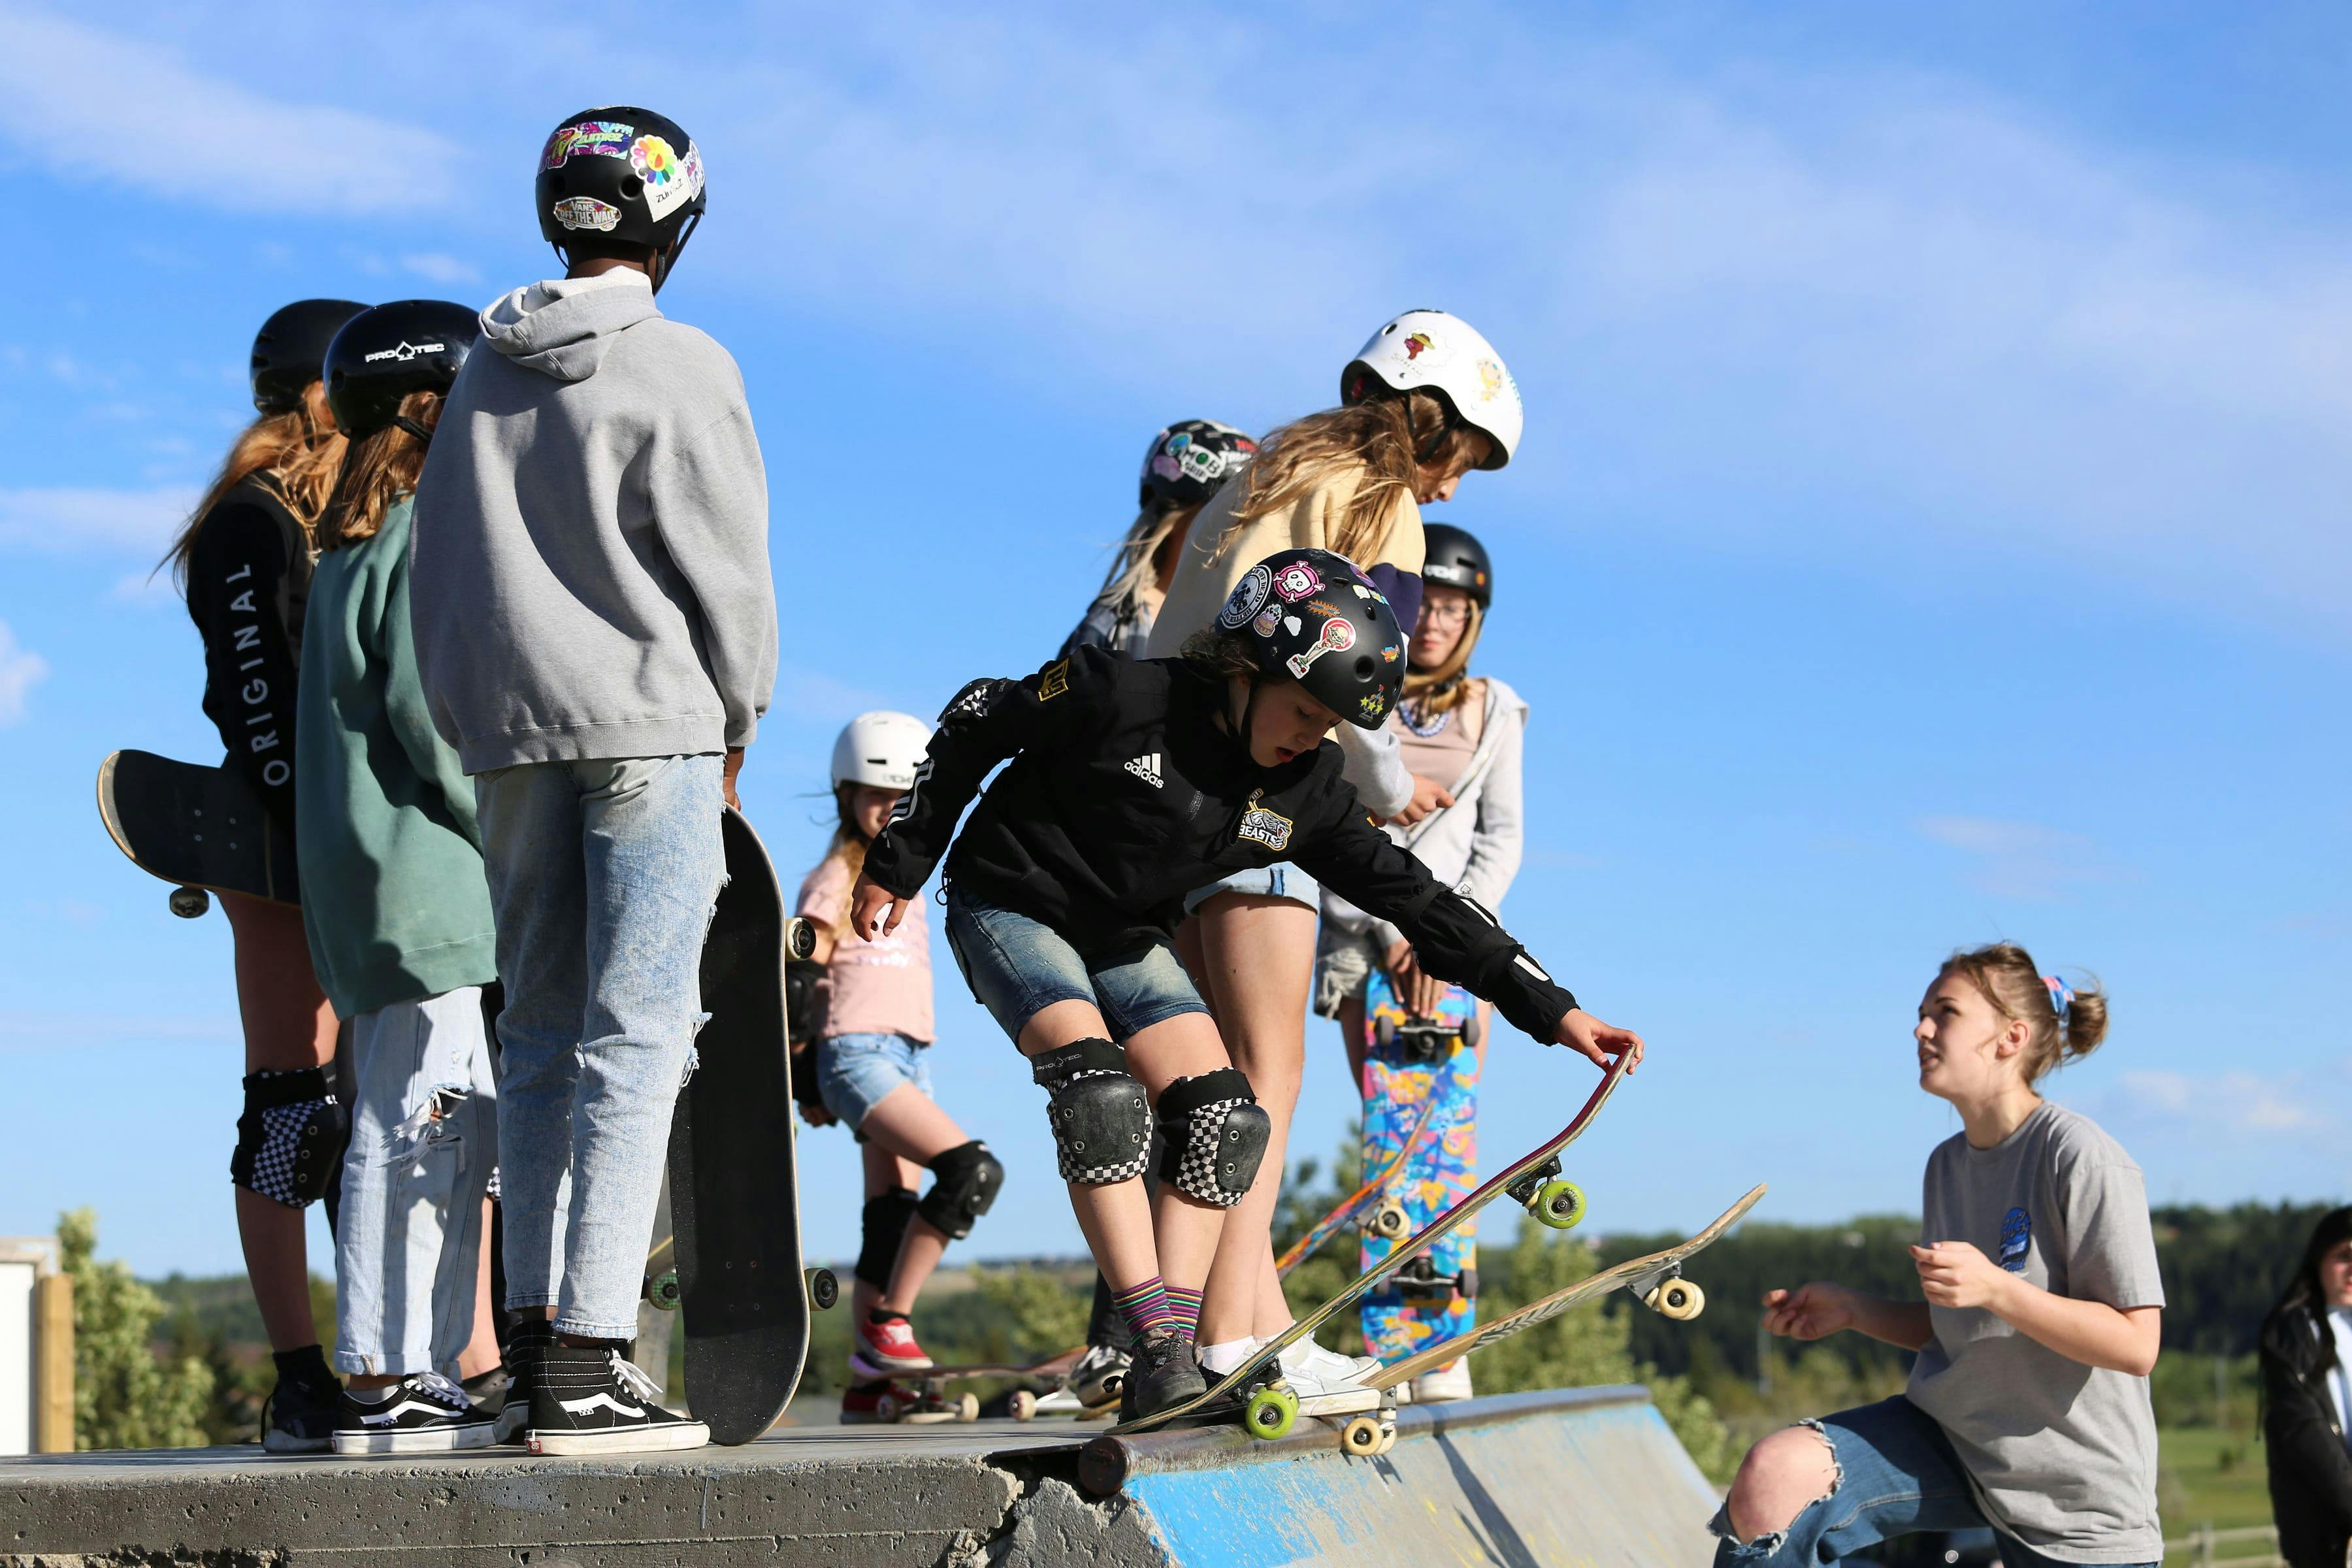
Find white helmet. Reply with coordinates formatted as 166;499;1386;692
1340;309;1522;470
830;711;933;791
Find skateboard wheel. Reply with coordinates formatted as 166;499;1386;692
875;1392;903;1423
1463;1009;1484;1049
168;886;212;919
1244;1386;1299;1441
1373;1017;1396;1052
646;1269;681;1311
1366;1202;1409;1240
1341;1414;1385;1456
956;1392;980;1422
806;1267;840;1311
1531;1178;1586;1230
1648;1278;1705;1320
1009;1389;1037;1422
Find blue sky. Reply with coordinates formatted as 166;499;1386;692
1;3;2344;1278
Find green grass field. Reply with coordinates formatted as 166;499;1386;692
2157;1426;2279;1564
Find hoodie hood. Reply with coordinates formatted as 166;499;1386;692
479;272;661;384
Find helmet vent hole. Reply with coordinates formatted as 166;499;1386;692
621;176;644;199
1353;656;1375;677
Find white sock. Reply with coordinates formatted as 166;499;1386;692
1198;1336;1262;1376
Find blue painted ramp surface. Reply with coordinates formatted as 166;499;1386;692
1109;1386;1718;1567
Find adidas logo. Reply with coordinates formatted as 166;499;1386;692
1124;753;1163;789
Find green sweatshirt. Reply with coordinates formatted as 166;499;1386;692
296;495;497;1019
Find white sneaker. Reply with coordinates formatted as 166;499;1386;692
1275;1336;1384;1413
1409;1359;1474;1404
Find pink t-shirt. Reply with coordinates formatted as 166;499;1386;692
795;855;934;1044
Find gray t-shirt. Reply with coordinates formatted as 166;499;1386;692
1906;1102;2165;1563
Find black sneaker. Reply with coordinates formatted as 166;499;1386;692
260;1347;341;1454
495;1321;553;1445
331;1373;497;1454
1067;1341;1132;1410
1117;1328;1207;1423
527;1343;708;1456
462;1365;508;1420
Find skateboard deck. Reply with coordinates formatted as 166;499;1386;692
1273;1089;1448;1279
97;750;297;914
1107;1050;1630;1441
870;1350;1085;1424
668;807;827;1445
1358;970;1482;1365
1371;1183;1767;1392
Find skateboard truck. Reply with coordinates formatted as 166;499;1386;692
1390;1256;1478;1305
1503;1154;1587;1231
1625;1262;1704;1320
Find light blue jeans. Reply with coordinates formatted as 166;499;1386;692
474;755;725;1340
815;1031;933;1130
333;985;497;1377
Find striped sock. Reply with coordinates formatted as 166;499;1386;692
1164;1283;1203;1343
1113;1277;1175;1342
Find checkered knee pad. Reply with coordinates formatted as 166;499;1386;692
229;1068;348;1209
1032;1037;1152;1186
1155;1068;1270;1209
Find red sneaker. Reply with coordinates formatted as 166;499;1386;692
840;1379;913;1424
855;1312;934;1372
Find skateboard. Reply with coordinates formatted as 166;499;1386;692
665;807;830;1445
1308;1184;1770;1458
96;750;297;916
1105;1050;1629;1443
1273;1090;1450;1279
854;1348;1084;1424
1357;970;1487;1365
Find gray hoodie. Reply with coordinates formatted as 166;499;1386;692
410;272;776;773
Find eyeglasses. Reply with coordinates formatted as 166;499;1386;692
1419;602;1471;627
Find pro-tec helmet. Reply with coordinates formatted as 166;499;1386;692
250;299;367;415
321;301;481;441
1341;309;1522;470
1139;420;1257;512
536;106;708;290
830;711;934;792
1419;523;1494;610
1216;547;1406;730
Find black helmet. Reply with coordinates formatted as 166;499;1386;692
1420;524;1493;610
1139;419;1256;512
1215;547;1405;730
536;106;706;289
250;299;367;414
322;301;481;440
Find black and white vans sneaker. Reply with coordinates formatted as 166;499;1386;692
495;1321;553;1445
331;1371;497;1455
527;1344;707;1456
260;1360;343;1455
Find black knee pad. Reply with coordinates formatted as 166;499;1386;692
918;1140;1004;1241
1155;1068;1271;1209
785;958;826;1047
229;1068;348;1209
857;1188;921;1291
1032;1037;1152;1185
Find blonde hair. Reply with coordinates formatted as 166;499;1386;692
1086;500;1205;628
1401;599;1484;719
1205;392;1479;570
317;391;442;553
811;785;874;937
163;381;346;588
1940;941;2110;1085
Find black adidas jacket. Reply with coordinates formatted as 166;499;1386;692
864;646;1579;1042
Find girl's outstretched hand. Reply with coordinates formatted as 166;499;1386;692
848;874;909;940
1554;1008;1644;1073
1762;1282;1855;1341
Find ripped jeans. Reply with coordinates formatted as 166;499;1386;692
476;755;725;1341
1710;1396;2157;1568
333;986;497;1377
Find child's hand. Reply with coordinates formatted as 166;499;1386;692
1391;775;1456;826
1553;1008;1644;1073
1911;1242;2013;1312
848;875;909;940
723;747;745;811
1762;1282;1854;1341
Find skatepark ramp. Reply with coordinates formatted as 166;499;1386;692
0;1384;1716;1565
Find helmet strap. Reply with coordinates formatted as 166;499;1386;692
1398;391;1456;466
391;416;436;446
649;212;702;294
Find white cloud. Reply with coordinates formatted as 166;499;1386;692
2108;1068;2330;1136
401;252;484;287
0;621;51;726
0;1009;237;1054
0;485;198;557
1916;816;2115;900
0;5;462;218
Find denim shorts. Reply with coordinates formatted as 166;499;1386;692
943;885;1208;1044
815;1031;933;1129
1710;1396;2157;1568
1180;861;1320;918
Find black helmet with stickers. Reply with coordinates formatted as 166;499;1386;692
1215;547;1406;730
1420;523;1493;610
322;301;481;441
1139;419;1257;512
535;106;708;290
250;299;368;415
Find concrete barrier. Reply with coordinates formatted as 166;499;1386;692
0;1384;1714;1566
